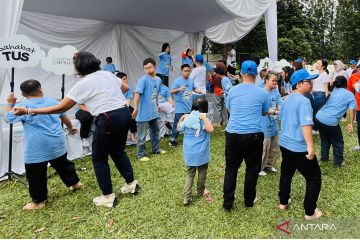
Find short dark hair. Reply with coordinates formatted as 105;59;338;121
20;79;41;96
116;72;127;79
181;64;191;70
214;67;225;75
191;98;208;113
73;52;101;76
143;58;156;66
106;57;113;63
334;75;347;89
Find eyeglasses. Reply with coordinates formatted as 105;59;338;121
144;66;155;70
301;80;313;85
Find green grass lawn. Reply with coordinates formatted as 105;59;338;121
0;123;359;238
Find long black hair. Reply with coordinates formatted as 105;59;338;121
321;59;329;74
161;43;170;54
322;75;347;106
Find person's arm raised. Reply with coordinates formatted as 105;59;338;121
13;97;76;116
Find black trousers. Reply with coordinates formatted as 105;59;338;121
25;153;80;203
223;132;263;208
315;118;344;165
92;107;135;195
75;110;94;138
128;106;137;134
278;146;322;216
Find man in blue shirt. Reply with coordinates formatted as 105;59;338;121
5;80;81;210
132;58;166;162
169;64;197;147
223;60;271;210
278;68;322;221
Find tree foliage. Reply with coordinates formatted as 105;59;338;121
203;0;360;63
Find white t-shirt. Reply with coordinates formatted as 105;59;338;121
346;67;355;80
67;71;127;116
190;65;207;95
226;49;236;67
313;71;329;92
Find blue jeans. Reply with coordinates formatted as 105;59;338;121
312;91;325;131
137;118;160;158
315;118;344;165
170;113;186;142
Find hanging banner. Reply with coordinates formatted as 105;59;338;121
41;45;78;75
0;35;45;69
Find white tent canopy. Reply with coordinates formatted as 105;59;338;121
0;0;277;174
1;0;277;101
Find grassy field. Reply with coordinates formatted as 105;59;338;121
0;123;359;238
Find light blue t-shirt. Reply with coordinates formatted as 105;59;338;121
103;63;116;73
255;79;265;88
157;52;171;76
158;84;171;103
5;97;66;164
279;92;313;152
181;121;210;167
221;76;233;102
262;89;282;137
316;88;356;126
182;56;193;66
226;83;270;134
123;88;134;100
135;75;161;122
171;77;194;113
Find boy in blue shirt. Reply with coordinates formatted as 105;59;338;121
315;75;356;166
278;69;322;221
178;98;214;205
132;58;166;161
223;61;271;210
259;73;281;176
5;80;81;210
116;72;137;142
157;43;172;87
169;64;197;147
102;57;116;73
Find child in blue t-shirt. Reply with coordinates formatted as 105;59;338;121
116;71;137;142
177;98;214;205
259;73;282;176
5;80;81;211
103;57;116;73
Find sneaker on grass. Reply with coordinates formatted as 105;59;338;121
352;146;360;151
93;193;116;208
23;201;45;211
259;170;267;176
120;180;141;194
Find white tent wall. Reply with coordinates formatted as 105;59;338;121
0;11;204;104
0;0;24;177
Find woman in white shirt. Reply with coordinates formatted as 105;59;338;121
312;59;329;131
13;52;141;208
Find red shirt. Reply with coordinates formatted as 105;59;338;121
347;72;360;111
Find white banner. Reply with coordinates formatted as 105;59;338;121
0;34;44;69
41;45;78;76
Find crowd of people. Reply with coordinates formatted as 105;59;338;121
4;42;360;222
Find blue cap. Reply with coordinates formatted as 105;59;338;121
295;58;304;63
350;60;357;65
241;60;257;76
195;54;203;63
290;69;319;86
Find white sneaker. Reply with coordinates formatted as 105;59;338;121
312;130;319;135
93;193;116;208
268;167;277;173
352;146;360;151
120;180;141;194
259;170;267;176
